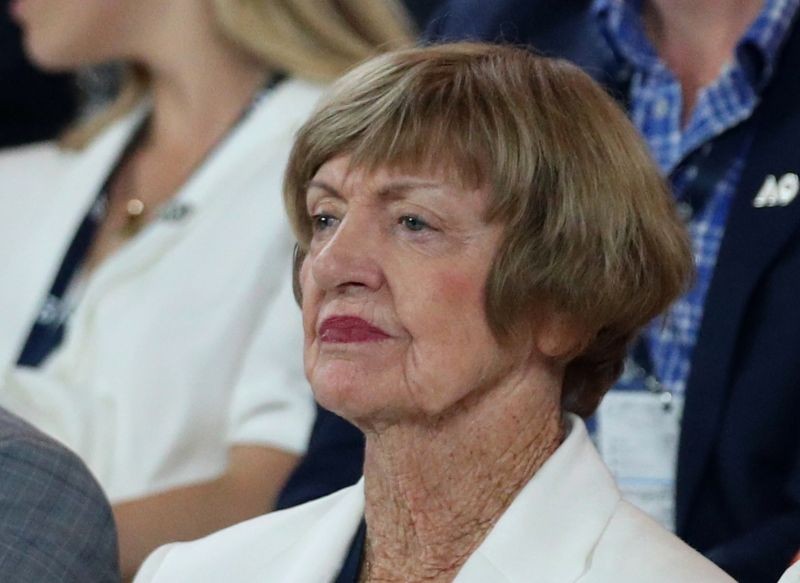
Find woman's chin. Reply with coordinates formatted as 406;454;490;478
309;358;377;405
21;30;108;72
311;377;401;428
23;41;79;71
312;379;370;418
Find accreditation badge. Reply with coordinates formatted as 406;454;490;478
595;359;684;532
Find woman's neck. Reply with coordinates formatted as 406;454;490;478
122;19;268;209
361;370;564;582
642;0;763;120
124;0;269;155
143;48;268;157
81;1;271;271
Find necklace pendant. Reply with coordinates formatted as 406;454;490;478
122;198;146;237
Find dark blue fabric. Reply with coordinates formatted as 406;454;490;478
428;3;800;582
16;193;106;367
401;0;445;29
334;519;366;583
276;405;364;510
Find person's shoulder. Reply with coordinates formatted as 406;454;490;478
0;139;64;164
0;140;78;229
135;483;361;582
583;500;734;582
0;405;52;442
0;102;145;187
0;407;120;582
0;140;72;190
0;405;112;519
779;560;800;583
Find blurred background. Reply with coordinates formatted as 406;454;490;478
0;0;444;148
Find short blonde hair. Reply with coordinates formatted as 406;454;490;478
63;0;413;149
284;42;694;417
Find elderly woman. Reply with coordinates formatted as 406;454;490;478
134;43;733;582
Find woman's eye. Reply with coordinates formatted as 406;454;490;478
311;214;338;232
399;215;430;232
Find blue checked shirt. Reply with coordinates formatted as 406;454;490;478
593;0;800;395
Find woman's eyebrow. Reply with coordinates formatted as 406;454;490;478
307;179;444;200
375;181;443;200
306;180;341;197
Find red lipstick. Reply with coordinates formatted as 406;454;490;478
319;316;391;343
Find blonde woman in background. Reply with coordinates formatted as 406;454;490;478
0;0;412;577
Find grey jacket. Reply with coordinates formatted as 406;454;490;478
0;406;119;582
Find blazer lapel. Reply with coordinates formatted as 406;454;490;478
459;417;620;582
265;480;365;581
676;25;800;532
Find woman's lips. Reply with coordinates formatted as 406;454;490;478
319;316;391;343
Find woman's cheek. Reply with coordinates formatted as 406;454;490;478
399;269;487;347
435;270;485;306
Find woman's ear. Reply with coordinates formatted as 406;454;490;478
533;311;592;361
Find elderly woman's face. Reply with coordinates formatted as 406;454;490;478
300;155;516;423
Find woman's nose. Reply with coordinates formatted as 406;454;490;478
311;214;384;293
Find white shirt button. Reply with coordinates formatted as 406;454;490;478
684;165;699;182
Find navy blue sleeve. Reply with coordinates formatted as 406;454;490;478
276;405;364;510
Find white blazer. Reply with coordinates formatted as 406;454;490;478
134;416;733;582
0;78;322;502
780;562;800;583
